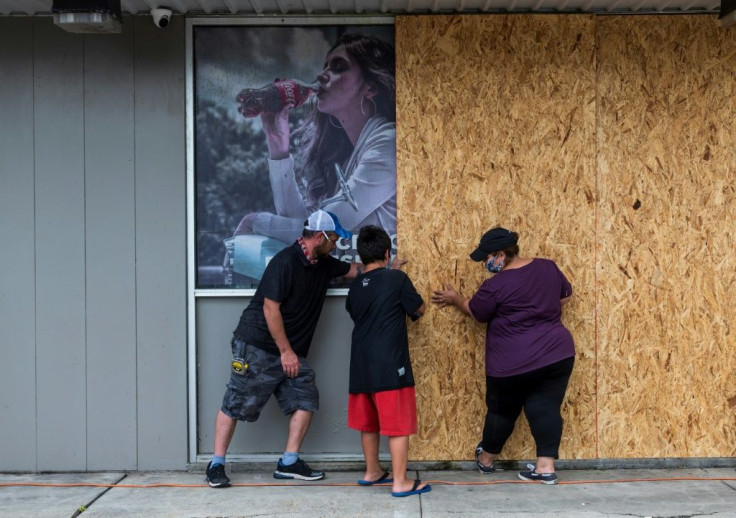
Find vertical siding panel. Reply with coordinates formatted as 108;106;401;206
33;18;86;470
84;19;137;470
0;18;37;471
134;16;188;469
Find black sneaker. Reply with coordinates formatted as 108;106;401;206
273;458;325;481
518;464;558;485
474;441;495;474
206;461;231;488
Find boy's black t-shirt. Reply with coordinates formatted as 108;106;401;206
345;268;424;394
234;241;350;357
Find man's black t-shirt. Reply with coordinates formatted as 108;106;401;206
234;241;350;357
345;268;424;393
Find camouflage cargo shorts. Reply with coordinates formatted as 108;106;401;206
221;336;319;422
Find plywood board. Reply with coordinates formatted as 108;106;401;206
596;15;736;458
396;14;598;460
397;13;736;461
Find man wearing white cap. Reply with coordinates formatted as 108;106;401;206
207;209;361;487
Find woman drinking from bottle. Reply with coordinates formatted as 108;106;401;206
234;32;396;247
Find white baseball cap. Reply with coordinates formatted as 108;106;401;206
304;210;352;239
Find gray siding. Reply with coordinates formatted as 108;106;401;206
133;17;188;470
0;15;363;472
0;18;37;471
34;19;87;471
0;16;187;471
196;297;370;457
84;24;137;471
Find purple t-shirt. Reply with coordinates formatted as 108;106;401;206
468;258;575;377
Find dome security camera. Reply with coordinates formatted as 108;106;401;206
151;7;172;28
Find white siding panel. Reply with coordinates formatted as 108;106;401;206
84;20;138;470
0;18;38;471
33;19;87;471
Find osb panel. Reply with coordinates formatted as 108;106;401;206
596;16;736;458
396;15;598;461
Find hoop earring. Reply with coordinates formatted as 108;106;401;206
360;96;377;117
329;115;342;129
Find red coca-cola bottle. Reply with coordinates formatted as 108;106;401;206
236;79;317;118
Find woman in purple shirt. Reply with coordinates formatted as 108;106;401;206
431;227;574;485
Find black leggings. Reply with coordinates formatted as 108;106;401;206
481;356;574;459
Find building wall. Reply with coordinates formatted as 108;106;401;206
0;15;187;471
196;297;369;459
1;13;734;472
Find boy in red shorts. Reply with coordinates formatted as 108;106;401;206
345;226;431;498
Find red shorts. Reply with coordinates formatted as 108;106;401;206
347;386;417;436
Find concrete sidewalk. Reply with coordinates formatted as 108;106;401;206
2;466;736;518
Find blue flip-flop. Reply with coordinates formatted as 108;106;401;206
391;479;432;497
357;471;393;485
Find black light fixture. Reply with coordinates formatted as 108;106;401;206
719;0;736;28
51;0;122;34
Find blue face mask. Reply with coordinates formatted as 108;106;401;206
485;255;504;273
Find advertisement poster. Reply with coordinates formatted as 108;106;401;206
194;23;397;289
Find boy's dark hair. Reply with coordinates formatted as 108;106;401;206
357;225;391;265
